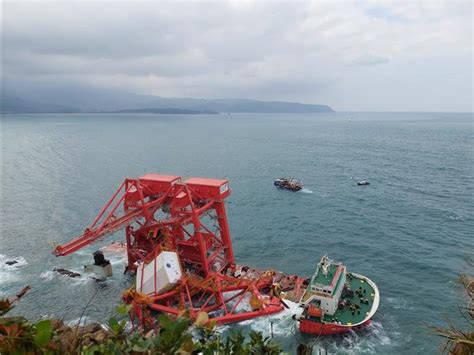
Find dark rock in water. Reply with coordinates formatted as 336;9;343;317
54;268;81;278
357;180;370;186
5;260;18;266
91;277;106;283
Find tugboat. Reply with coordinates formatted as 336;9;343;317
274;177;303;191
296;255;379;335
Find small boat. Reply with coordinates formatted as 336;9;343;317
296;255;379;335
274;177;303;191
357;180;370;186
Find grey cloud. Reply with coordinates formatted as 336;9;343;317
351;54;390;66
2;0;472;111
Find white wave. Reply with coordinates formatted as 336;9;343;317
386;297;414;311
0;254;27;270
109;255;127;267
0;254;27;283
446;212;464;221
40;271;56;281
71;275;95;286
312;320;395;355
66;316;95;327
301;188;313;194
238;299;303;337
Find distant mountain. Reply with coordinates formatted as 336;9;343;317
135;97;333;113
2;85;334;113
1;95;80;113
111;108;218;114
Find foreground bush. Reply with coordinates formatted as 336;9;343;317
0;287;281;354
431;265;474;354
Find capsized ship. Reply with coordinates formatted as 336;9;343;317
52;173;378;335
297;255;379;335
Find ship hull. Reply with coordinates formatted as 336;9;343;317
298;272;379;336
299;318;372;335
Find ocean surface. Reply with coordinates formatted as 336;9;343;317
1;112;473;354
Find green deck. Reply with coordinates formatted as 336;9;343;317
307;274;376;326
310;264;339;287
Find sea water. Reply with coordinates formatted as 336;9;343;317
1;112;472;354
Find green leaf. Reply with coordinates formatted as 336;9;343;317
161;329;173;344
34;319;53;347
116;304;132;316
108;317;120;332
119;319;127;332
174;317;191;335
158;314;173;329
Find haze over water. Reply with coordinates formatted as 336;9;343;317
1;112;473;353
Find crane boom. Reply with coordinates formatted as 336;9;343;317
53;191;168;256
52;173;289;326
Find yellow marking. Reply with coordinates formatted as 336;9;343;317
347;322;352;326
371;293;375;297
361;280;365;283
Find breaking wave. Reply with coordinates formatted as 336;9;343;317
236;300;303;337
40;271;56;281
301;188;313;194
310;320;396;355
66;316;95;328
0;254;27;283
0;254;27;270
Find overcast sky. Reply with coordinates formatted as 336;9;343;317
2;0;473;112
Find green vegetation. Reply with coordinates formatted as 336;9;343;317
431;261;474;354
0;286;281;354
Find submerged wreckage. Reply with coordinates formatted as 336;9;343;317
53;173;378;335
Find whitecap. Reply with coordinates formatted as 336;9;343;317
386;297;414;311
313;320;396;354
109;255;127;267
40;271;56;281
446;212;464;221
0;254;28;270
66;316;94;327
301;188;313;194
238;299;303;337
0;254;27;283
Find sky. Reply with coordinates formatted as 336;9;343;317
2;0;473;112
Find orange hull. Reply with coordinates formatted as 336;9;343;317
299;318;372;335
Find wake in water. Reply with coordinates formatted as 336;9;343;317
301;188;313;194
311;321;394;355
217;301;394;354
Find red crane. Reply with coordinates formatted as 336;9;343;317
54;174;286;324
